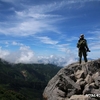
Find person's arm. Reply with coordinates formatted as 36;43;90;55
77;40;80;48
85;40;90;52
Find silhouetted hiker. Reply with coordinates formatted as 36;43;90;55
77;34;90;64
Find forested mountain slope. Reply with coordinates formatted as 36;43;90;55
0;58;61;100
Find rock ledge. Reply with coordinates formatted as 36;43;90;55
43;59;100;100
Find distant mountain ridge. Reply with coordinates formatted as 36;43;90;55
0;58;61;100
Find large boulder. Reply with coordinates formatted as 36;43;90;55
43;59;100;100
76;78;86;87
92;72;100;80
69;95;91;100
85;74;93;84
75;70;85;79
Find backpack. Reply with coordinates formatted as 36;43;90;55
78;39;86;48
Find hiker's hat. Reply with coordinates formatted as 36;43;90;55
80;34;84;38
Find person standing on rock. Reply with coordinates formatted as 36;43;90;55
77;34;90;64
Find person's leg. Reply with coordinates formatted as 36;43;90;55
83;51;87;62
84;56;87;62
79;57;82;64
79;50;82;64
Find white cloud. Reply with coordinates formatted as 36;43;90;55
37;54;76;66
0;46;38;64
1;0;99;65
88;29;100;35
12;41;24;46
5;42;9;47
37;36;59;45
15;46;37;63
36;36;73;54
36;36;74;54
1;0;89;36
88;50;100;60
1;0;23;4
1;0;96;37
0;45;76;66
0;47;10;58
87;29;100;50
66;37;78;42
56;44;70;52
1;0;16;3
89;42;100;50
0;0;65;36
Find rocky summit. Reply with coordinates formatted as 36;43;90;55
43;59;100;100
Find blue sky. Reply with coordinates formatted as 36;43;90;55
0;0;100;66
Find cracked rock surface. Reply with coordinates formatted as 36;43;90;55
43;59;100;100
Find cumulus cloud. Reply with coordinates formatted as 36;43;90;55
15;46;37;63
0;47;10;58
38;54;76;66
0;46;76;66
0;46;38;64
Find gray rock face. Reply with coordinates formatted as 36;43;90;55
69;95;91;100
43;59;100;100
